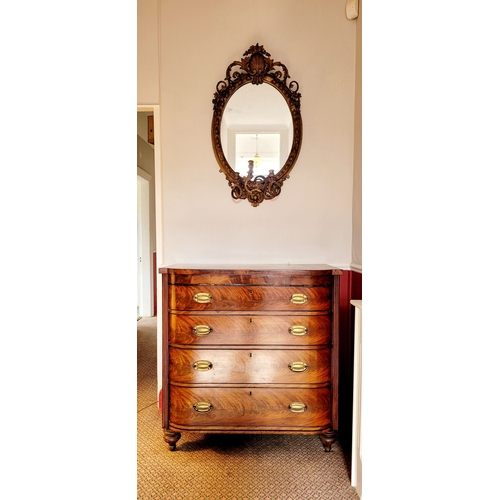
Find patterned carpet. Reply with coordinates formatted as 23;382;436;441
137;316;360;500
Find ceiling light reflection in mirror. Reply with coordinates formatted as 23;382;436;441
234;133;280;177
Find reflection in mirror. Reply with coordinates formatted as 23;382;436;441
221;84;292;177
212;43;302;207
234;133;281;177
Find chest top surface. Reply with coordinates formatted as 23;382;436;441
160;264;342;272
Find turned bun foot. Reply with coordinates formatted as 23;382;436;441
163;430;181;451
319;430;337;452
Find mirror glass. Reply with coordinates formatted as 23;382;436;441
221;84;292;178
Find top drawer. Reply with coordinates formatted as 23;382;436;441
169;285;332;312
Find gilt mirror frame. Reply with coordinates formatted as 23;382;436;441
211;43;302;207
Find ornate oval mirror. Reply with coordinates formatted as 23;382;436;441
212;44;302;207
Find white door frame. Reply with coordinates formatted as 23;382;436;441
351;300;363;498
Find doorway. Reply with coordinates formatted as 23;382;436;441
137;109;158;318
137;105;163;397
137;170;152;318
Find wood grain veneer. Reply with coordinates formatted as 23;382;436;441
169;347;331;385
160;265;342;451
169;386;332;429
169;314;332;346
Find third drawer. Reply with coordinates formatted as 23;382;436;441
169;347;331;385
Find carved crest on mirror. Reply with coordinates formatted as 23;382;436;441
212;44;302;207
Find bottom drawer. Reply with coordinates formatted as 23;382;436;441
168;386;331;430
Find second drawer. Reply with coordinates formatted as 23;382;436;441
169;314;332;346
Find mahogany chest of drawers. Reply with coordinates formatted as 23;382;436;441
159;265;342;451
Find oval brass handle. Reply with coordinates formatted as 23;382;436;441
192;324;213;336
288;361;308;372
289;325;308;336
193;360;213;371
193;292;213;304
290;293;308;305
193;401;213;413
289;402;307;413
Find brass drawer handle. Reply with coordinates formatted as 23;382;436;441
193;292;213;304
289;402;307;413
290;293;308;305
193;401;213;413
289;325;308;336
288;361;308;372
192;324;213;336
193;360;213;371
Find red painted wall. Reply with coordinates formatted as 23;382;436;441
153;252;157;316
338;270;362;454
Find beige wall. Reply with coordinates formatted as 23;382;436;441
137;0;159;105
138;0;361;269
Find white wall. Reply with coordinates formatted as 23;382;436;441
138;0;359;269
162;0;357;268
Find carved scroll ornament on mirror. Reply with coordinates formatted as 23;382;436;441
211;44;302;207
